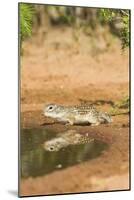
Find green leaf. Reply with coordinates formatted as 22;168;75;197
19;3;34;42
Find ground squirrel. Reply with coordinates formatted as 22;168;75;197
43;103;112;126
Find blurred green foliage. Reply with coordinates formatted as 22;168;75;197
19;4;130;50
19;3;34;42
100;9;117;21
122;14;130;48
114;96;129;109
100;9;130;48
109;96;129;116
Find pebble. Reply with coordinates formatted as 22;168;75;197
56;164;62;169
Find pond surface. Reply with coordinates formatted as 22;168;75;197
20;128;109;178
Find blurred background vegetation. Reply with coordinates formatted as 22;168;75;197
19;3;130;113
19;3;130;49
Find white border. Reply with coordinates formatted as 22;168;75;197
0;0;133;199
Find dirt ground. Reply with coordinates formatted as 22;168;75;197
20;27;130;196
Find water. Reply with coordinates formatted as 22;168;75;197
20;128;109;178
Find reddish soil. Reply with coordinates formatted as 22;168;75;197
20;27;130;196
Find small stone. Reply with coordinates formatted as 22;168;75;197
56;164;62;169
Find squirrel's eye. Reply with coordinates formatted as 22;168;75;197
50;146;54;150
49;106;53;110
